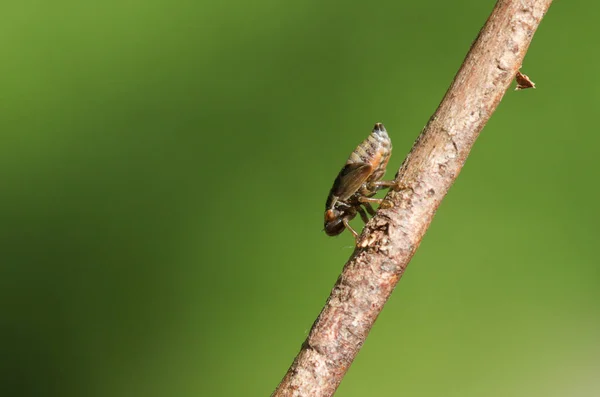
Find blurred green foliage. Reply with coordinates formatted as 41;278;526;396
1;1;598;396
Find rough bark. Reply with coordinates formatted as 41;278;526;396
273;1;553;396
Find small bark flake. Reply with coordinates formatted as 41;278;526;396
515;70;536;90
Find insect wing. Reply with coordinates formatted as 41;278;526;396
330;162;373;201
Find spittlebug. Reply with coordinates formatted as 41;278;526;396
324;122;395;240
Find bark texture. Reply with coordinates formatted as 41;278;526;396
273;1;553;396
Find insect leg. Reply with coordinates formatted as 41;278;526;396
362;202;377;216
368;180;397;191
356;205;369;223
358;196;384;205
342;217;359;239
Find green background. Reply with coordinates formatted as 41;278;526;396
1;1;598;396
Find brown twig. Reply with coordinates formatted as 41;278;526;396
272;1;553;396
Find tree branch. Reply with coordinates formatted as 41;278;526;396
272;1;553;396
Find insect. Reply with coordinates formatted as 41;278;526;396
324;122;395;240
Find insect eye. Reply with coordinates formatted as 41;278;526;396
325;209;338;222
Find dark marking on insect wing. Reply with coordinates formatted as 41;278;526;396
324;123;394;240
